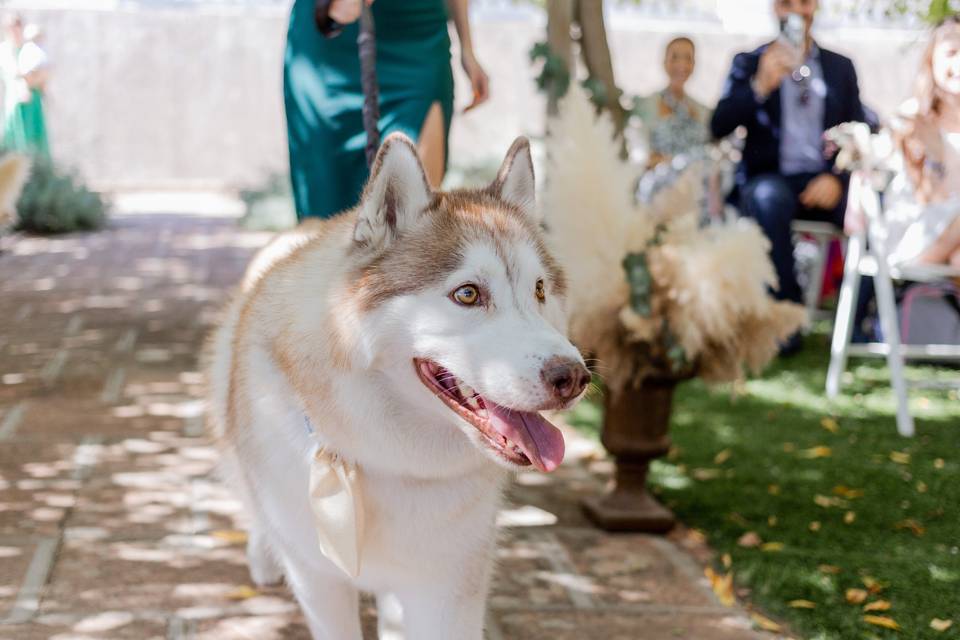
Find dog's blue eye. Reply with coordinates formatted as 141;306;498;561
452;284;480;306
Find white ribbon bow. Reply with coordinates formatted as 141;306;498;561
308;446;365;578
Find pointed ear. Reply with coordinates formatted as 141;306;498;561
490;137;537;220
353;133;432;251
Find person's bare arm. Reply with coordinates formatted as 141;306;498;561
446;0;489;111
24;67;47;92
326;0;373;25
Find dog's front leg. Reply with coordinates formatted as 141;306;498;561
396;547;494;640
397;589;488;640
281;556;363;640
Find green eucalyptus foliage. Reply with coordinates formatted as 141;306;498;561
622;224;689;373
529;41;571;101
529;41;618;109
924;0;960;22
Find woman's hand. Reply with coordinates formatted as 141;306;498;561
461;50;489;112
327;0;373;25
906;116;945;166
899;115;946;202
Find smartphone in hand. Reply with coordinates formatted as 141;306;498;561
779;13;805;51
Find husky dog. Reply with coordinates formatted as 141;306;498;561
207;134;589;640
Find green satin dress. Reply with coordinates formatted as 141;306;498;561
2;41;50;159
4;87;49;158
284;0;454;220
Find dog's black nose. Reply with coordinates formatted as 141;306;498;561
541;358;590;402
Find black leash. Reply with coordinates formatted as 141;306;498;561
315;1;381;169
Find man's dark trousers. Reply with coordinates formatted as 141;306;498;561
738;172;845;304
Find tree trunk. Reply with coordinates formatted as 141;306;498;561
576;0;626;135
545;0;575;117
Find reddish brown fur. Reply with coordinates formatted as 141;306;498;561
351;187;567;312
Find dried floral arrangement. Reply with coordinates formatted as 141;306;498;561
543;87;807;394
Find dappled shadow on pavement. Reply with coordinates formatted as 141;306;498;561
0;211;768;639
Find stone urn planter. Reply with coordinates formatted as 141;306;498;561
581;375;688;533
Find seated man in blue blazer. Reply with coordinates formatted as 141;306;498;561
711;0;871;318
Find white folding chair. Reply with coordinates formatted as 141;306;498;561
825;172;960;437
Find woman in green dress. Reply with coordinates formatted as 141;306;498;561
1;15;50;158
285;0;489;219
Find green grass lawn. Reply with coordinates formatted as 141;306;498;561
568;329;960;640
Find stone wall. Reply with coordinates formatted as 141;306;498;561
11;3;930;190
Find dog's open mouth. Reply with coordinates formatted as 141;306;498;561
414;359;565;472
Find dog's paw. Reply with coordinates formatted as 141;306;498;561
248;557;284;587
246;534;284;586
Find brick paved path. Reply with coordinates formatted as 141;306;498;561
0;208;771;639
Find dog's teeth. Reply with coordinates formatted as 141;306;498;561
457;382;474;399
465;395;481;410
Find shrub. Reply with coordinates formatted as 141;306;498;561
238;172;296;231
15;155;108;234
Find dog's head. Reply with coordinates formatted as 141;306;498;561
348;134;588;473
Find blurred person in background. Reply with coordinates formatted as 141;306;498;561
885;14;960;269
285;0;490;220
1;14;50;158
634;36;710;169
711;0;870;311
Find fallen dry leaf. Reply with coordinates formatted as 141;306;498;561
917;481;929;493
895;519;925;537
890;451;911;465
862;576;887;594
738;531;762;548
844;511;857;525
767;515;778;527
226;585;259;600
789;599;817;609
722;553;732;569
768;484;781;495
819;564;842;574
935;458;945;470
809;521;822;532
760;542;785;552
864;600;892;612
728;512;750;527
814;494;849;509
714;449;732;465
705;567;735;607
820;416;840;433
693;468;722;481
833;485;864;499
930;618;953;632
846;588;869;604
751;613;782;632
782;442;796;453
211;530;249;545
799;445;833;459
864;615;900;630
687;529;708;544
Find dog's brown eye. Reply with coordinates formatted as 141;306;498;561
535;279;546;302
452;284;480;306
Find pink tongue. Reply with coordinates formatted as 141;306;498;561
486;404;565;473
